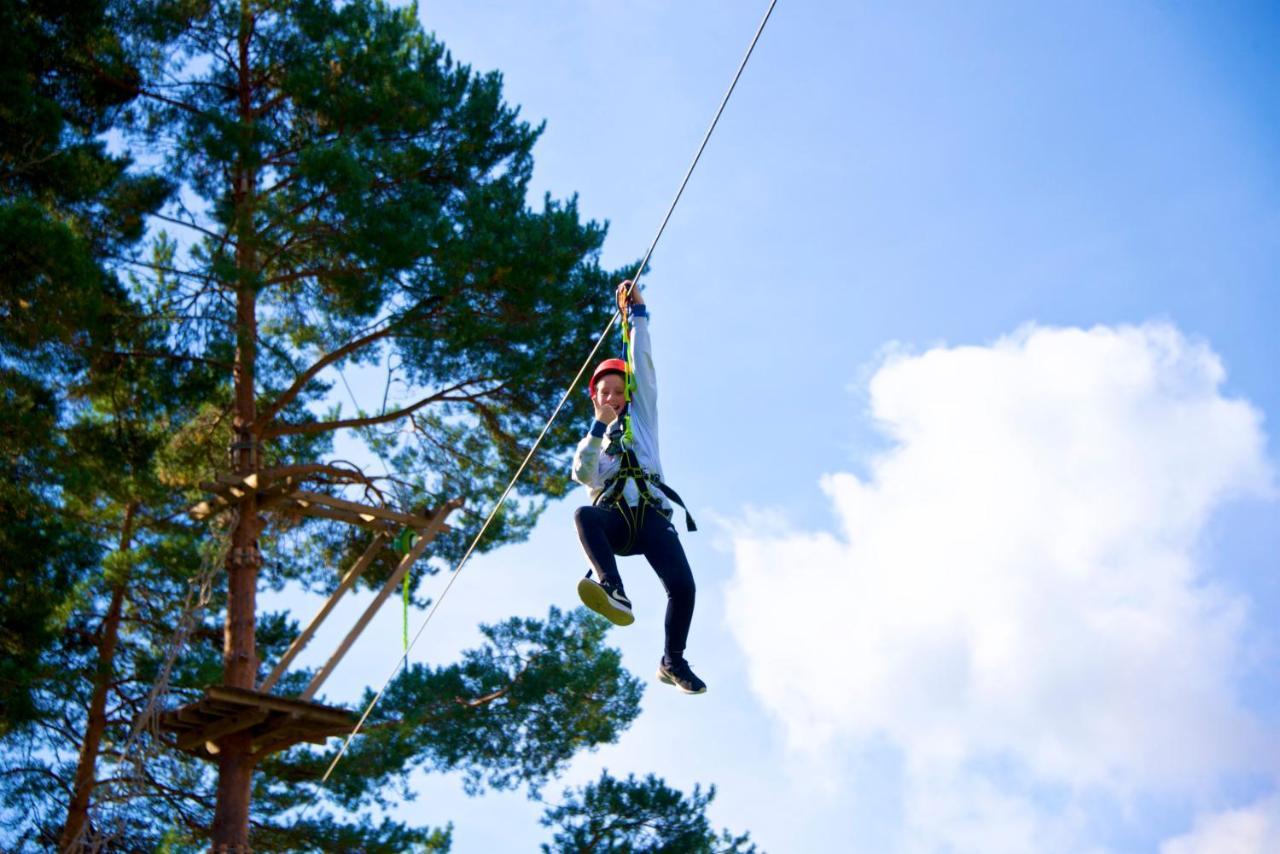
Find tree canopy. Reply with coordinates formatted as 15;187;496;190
0;0;170;734
541;771;758;854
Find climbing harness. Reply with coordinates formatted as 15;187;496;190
620;295;638;448
313;0;779;790
594;444;698;546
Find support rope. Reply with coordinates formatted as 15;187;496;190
316;0;780;788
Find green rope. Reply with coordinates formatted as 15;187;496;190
621;304;637;447
392;528;418;651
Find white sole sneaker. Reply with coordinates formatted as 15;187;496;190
577;576;635;626
656;665;707;695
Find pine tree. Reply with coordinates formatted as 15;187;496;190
0;0;169;733
112;0;634;846
541;771;760;853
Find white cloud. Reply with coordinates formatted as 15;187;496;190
899;762;1099;854
725;323;1275;849
1161;795;1280;854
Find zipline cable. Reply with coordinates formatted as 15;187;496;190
317;0;779;787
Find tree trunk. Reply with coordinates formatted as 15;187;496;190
58;504;136;852
212;3;261;847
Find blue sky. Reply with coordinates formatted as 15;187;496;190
266;2;1280;851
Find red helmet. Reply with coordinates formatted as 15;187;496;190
588;358;627;396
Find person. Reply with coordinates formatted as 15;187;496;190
571;280;705;695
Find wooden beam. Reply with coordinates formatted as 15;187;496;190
278;502;396;531
290;490;439;529
190;495;229;520
300;499;462;701
256;479;306;508
258;535;388;693
250;723;300;756
215;471;262;491
176;707;268;752
173;707;217;726
191;470;300;520
204;685;353;724
250;722;343;756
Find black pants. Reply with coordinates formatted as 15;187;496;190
574;503;696;664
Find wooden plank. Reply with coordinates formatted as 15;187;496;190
193;471;297;518
256;480;305;509
279;502;397;531
251;733;294;757
176;707;269;752
300;499;462;701
251;723;318;756
290;490;436;529
258;535;388;693
215;471;263;491
173;707;219;727
292;493;378;523
251;719;351;756
190;496;230;520
204;685;353;724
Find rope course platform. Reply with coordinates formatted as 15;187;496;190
159;685;354;759
166;471;464;760
191;467;443;535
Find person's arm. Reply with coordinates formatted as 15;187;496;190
621;283;658;436
571;418;609;487
571;397;618;488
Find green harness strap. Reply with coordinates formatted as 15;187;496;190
593;450;649;551
621;301;637;447
392;527;418;651
617;302;644;545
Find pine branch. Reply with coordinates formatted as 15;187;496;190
264;379;505;439
104;349;233;369
149;211;235;247
262;265;376;287
254;325;398;427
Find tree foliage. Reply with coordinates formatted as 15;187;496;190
4;604;641;850
0;0;169;733
541;771;760;854
123;0;622;545
0;1;756;851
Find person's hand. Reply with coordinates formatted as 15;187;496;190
593;397;618;425
616;279;644;313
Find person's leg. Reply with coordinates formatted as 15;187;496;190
635;508;705;693
636;509;696;664
574;505;630;588
575;504;636;626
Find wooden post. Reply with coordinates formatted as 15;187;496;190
258;534;387;693
300;499;461;701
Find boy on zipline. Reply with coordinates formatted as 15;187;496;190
572;280;705;695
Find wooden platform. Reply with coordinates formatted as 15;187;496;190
173;469;461;765
195;471;447;533
159;685;354;759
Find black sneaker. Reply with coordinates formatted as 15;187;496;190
577;571;634;626
657;658;706;695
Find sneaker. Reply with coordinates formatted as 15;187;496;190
577;572;634;626
656;658;707;695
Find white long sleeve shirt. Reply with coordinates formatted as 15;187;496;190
571;306;670;510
